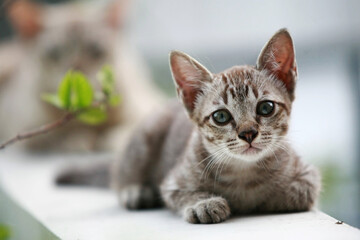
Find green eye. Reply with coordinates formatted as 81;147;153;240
212;109;232;125
257;101;275;116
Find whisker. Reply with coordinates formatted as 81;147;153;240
218;152;232;181
209;150;228;176
200;147;228;180
214;151;228;185
197;145;227;166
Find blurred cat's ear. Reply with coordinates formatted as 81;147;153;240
256;29;297;101
105;0;130;28
170;51;213;115
7;0;43;38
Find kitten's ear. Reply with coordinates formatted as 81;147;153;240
256;29;297;101
105;0;130;28
7;0;43;38
170;51;213;115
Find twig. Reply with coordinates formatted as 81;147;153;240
0;112;75;150
0;99;107;150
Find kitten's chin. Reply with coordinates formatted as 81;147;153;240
241;146;261;155
227;146;267;164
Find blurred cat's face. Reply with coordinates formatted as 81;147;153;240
9;1;125;90
37;22;117;90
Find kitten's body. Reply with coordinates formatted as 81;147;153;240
0;1;162;151
112;29;321;223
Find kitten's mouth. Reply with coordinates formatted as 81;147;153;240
241;145;261;155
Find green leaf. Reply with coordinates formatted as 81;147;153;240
58;71;72;109
108;94;121;106
76;108;107;125
98;65;115;96
41;93;63;109
0;225;11;240
71;72;93;109
57;71;94;111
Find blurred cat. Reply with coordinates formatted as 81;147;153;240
0;0;163;152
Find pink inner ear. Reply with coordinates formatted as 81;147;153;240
271;41;295;91
259;31;297;97
171;58;202;112
180;84;200;112
106;1;126;29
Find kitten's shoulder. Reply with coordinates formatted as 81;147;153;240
140;99;193;138
147;99;194;158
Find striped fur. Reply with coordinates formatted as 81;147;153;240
112;29;321;224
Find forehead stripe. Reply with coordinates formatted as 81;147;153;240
251;86;258;98
244;85;249;97
229;88;236;99
221;85;229;104
221;74;228;84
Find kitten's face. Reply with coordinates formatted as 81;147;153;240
194;67;291;162
170;29;297;163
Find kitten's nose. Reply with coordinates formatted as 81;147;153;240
238;128;258;144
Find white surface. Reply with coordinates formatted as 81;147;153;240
0;152;359;240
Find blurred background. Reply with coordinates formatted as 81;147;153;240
0;0;359;229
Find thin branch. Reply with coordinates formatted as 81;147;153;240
0;112;75;150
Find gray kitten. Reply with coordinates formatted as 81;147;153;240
111;29;321;224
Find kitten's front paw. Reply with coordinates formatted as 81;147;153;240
184;197;230;224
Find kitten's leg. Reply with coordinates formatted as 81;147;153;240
111;129;163;209
111;106;175;210
285;165;320;211
265;162;321;212
161;180;230;224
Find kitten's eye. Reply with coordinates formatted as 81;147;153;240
212;109;232;125
257;101;274;116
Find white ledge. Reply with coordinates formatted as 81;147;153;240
0;152;359;240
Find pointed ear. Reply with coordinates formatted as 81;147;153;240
8;0;43;38
256;29;297;101
170;51;212;115
105;0;130;29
